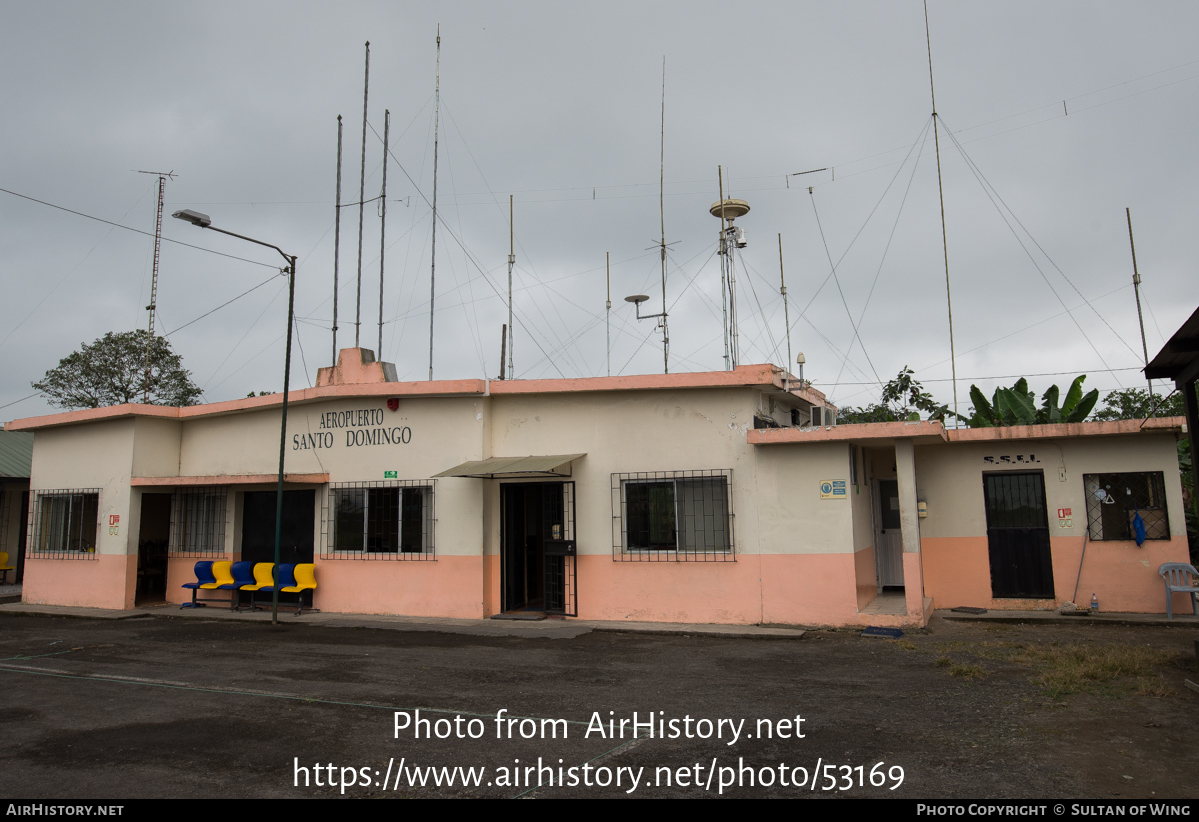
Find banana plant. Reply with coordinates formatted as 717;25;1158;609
965;376;1097;427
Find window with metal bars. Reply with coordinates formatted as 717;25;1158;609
169;488;227;556
611;470;734;561
321;480;435;559
27;490;100;559
1083;472;1170;542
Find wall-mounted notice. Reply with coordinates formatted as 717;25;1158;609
820;480;847;500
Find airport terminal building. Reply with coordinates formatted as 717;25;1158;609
3;348;1191;626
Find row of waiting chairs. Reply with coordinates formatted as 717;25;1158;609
182;560;318;615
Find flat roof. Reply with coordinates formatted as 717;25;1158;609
4;364;830;432
747;416;1185;446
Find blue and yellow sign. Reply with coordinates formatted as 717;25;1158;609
820;479;847;499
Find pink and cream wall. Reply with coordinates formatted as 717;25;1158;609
6;353;1190;626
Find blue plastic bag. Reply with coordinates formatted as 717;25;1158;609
1132;508;1146;546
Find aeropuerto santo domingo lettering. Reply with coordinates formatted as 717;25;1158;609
292;406;412;450
394;709;806;745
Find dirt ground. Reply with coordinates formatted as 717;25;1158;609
0;612;1196;799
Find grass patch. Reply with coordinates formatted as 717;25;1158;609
949;663;985;679
935;656;952;668
1135;676;1176;699
1008;643;1176;698
896;640;919;652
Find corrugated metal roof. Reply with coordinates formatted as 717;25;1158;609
434;454;585;479
0;430;33;479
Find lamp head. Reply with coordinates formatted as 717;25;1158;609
172;209;211;227
796;352;806;365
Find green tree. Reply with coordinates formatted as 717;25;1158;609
32;330;203;409
837;366;951;424
1091;386;1189;421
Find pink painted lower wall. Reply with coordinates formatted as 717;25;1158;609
312;556;485;618
921;535;1192;613
483;555;499;617
576;553;868;626
853;546;877;611
23;555;136;610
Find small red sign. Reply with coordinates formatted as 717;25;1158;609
387;398;400;412
1057;508;1071;519
109;514;120;525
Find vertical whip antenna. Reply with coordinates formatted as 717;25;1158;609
136;169;175;403
377;109;389;357
779;233;792;387
355;41;370;348
428;26;441;381
508;193;514;380
606;251;611;378
659;56;669;374
718;165;730;370
924;0;958;425
332;115;343;365
1126;207;1155;414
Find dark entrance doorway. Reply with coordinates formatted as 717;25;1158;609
500;482;576;616
136;493;171;605
241;490;315;565
984;472;1055;599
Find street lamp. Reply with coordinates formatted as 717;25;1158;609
172;208;297;626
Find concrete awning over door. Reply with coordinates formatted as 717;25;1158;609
433;454;585;479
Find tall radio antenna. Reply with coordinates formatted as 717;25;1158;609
924;0;958;425
135;168;175;403
378;109;390;356
507;193;514;379
428;26;441;381
332;115;343;365
658;56;669;374
355;41;370;348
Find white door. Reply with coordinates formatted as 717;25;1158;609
876;479;905;588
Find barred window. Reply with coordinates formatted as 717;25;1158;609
1083;472;1170;542
28;490;100;559
322;480;435;560
612;470;734;561
170;488;227;556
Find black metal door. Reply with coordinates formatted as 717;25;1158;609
984;472;1054;598
542;482;577;616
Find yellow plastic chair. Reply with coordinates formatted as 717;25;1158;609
282;563;318;616
243;563;275;591
203;561;234;589
0;551;14;584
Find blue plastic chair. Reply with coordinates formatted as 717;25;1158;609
217;561;256;610
180;561;216;609
252;564;297;611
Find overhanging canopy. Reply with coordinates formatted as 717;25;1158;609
434;454;585;479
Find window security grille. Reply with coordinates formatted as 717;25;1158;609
27;489;100;559
611;470;734;561
1083;472;1170;542
169;488;228;556
321;480;436;560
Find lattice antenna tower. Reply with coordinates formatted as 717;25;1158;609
136;169;176;403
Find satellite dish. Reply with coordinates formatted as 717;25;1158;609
709;198;750;222
625;294;650;304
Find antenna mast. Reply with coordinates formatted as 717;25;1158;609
1126;207;1155;413
659;56;669;374
606;251;611;377
718;166;729;370
355;41;370;348
508;193;514;380
332;115;343;365
712;168;746;368
779;233;792;385
924;1;959;426
136;169;174;403
378;109;389;356
428;26;441;381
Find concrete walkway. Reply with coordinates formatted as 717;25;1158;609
0;600;807;640
937;608;1199;627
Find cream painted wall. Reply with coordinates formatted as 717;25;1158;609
131;418;181;478
913;433;1185;540
29;420;136;557
751;443;857;555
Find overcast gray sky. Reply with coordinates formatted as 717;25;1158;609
2;1;1197;421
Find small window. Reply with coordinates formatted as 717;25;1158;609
612;470;733;561
28;490;100;558
1083;472;1170;541
323;481;435;560
170;488;227;556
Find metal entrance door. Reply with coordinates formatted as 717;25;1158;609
984;472;1054;599
542;482;577;616
875;479;904;587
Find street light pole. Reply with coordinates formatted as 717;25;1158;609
172;209;295;626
